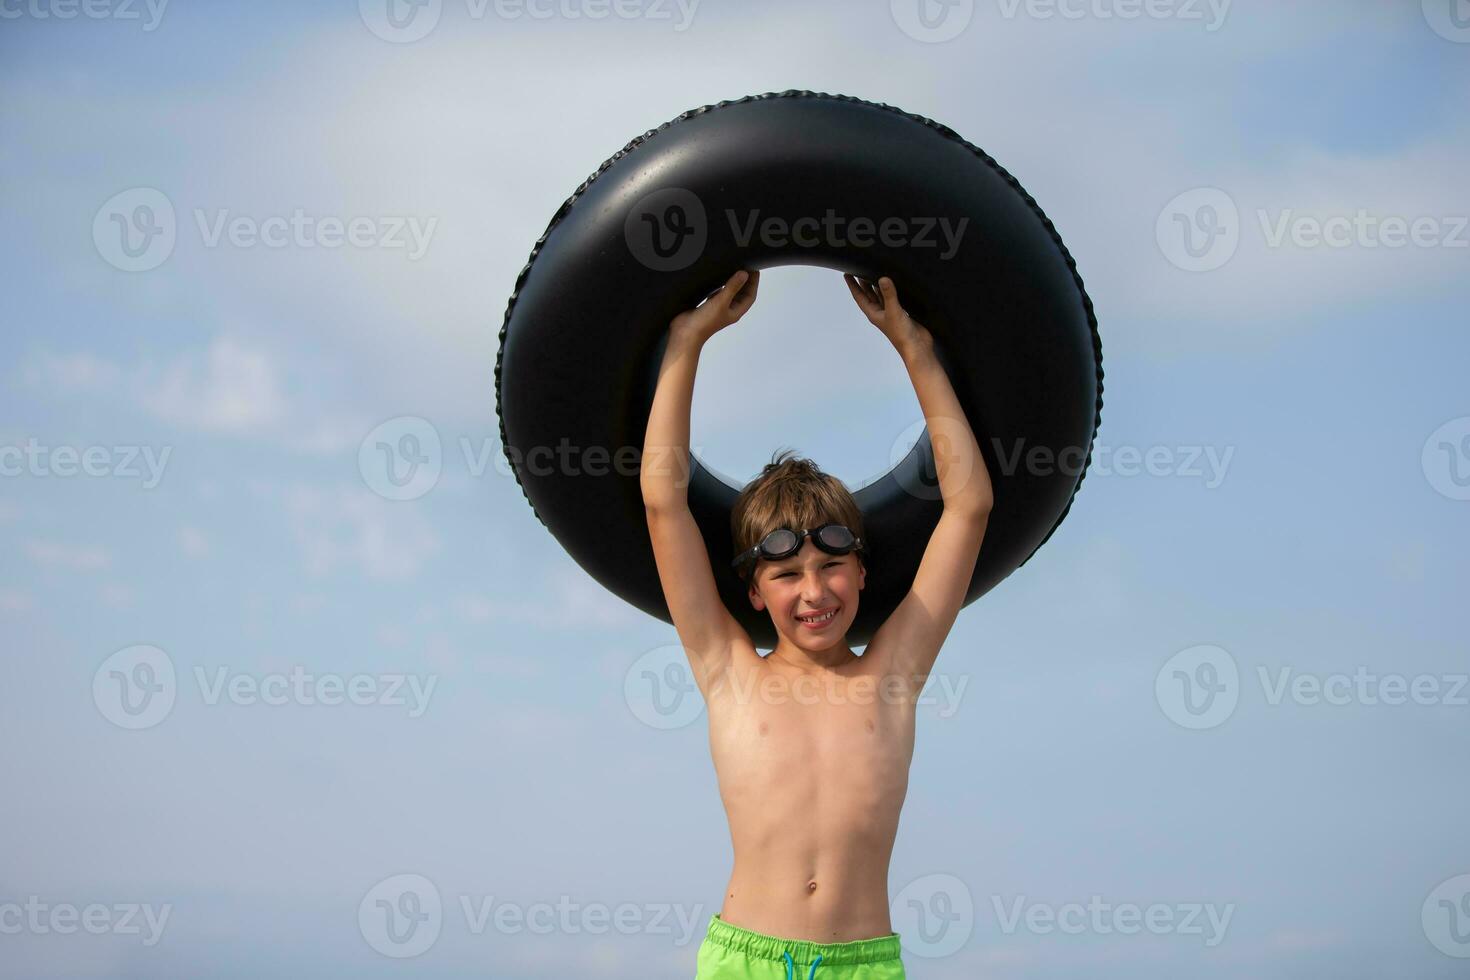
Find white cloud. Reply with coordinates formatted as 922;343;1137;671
20;350;122;393
451;564;641;631
100;583;135;609
26;540;111;572
1385;537;1426;584
1270;928;1346;951
0;589;35;613
257;481;442;581
137;335;287;435
18;337;374;457
179;525;210;558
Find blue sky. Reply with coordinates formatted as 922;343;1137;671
2;2;1468;978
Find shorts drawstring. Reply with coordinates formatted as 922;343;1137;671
782;950;824;980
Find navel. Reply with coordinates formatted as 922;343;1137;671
758;721;769;737
806;879;818;894
865;718;875;733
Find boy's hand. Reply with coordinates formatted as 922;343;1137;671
843;274;934;362
670;269;760;345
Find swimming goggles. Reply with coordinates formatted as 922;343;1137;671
731;522;867;573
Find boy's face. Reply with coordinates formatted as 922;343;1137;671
746;539;865;648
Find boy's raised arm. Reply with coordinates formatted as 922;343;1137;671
845;275;994;684
641;269;759;509
641;270;759;690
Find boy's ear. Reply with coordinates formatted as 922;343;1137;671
747;579;766;612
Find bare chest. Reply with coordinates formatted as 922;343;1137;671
705;658;917;799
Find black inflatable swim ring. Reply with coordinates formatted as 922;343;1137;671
495;90;1102;649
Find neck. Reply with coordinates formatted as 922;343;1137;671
767;637;858;673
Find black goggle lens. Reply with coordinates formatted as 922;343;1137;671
760;528;800;557
816;525;855;550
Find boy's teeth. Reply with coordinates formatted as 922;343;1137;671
799;610;836;623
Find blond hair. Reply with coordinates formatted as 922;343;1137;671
730;448;866;584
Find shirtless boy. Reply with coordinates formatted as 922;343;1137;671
641;269;994;979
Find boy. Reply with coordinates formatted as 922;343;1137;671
640;269;994;979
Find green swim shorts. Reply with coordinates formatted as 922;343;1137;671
694;914;906;979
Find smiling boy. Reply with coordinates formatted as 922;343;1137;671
640;269;994;979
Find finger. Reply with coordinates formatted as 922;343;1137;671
846;274;881;318
864;277;883;309
879;277;898;306
731;269;757;304
843;273;871;310
732;273;759;311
